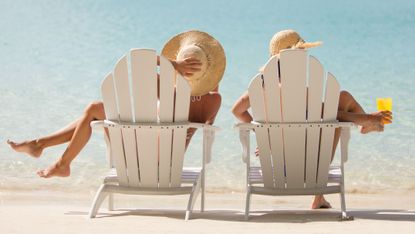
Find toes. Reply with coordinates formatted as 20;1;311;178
37;170;47;178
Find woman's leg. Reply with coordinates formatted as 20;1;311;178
37;102;105;178
331;91;365;157
313;91;366;209
7;118;80;158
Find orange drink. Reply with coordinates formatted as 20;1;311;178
376;97;392;124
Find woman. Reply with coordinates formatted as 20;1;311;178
8;30;226;179
231;29;392;209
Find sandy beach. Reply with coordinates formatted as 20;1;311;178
1;190;414;234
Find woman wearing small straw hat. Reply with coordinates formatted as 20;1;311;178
7;30;225;179
232;29;392;209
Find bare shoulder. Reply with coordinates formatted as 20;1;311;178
340;90;353;100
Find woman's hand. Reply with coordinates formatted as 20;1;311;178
360;111;392;134
172;58;202;76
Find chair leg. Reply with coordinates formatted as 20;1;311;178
108;193;114;211
245;188;251;221
201;178;205;212
89;184;109;218
186;177;202;221
339;188;353;221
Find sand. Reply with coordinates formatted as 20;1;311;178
1;190;414;234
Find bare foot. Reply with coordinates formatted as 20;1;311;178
7;139;43;158
37;160;70;178
360;124;383;134
312;195;332;209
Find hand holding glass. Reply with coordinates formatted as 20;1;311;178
376;98;392;124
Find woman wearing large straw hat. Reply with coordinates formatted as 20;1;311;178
232;29;392;209
7;30;225;178
162;30;226;141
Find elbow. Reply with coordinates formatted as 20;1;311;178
231;106;239;117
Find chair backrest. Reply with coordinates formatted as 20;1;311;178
248;49;340;189
101;49;191;188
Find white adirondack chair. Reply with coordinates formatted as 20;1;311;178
88;49;218;220
236;49;354;221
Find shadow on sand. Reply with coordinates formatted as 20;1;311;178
65;208;415;223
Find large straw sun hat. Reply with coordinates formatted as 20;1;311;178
162;30;226;96
269;29;322;56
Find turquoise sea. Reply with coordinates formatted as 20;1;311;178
1;0;414;194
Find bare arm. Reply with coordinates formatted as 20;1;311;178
158;55;202;76
336;90;392;133
232;91;253;123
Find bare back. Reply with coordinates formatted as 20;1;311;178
186;92;221;145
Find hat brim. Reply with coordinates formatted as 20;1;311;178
297;41;323;49
161;30;226;96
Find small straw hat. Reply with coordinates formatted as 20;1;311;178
269;29;322;56
162;30;226;96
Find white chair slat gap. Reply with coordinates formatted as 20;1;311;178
158;56;176;187
279;49;307;189
101;74;128;186
317;73;340;187
262;56;285;188
305;56;324;188
170;75;190;187
130;49;158;187
248;74;274;187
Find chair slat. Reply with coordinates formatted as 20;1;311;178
170;76;190;187
158;56;176;187
123;129;140;187
263;56;285;188
248;74;266;122
101;74;128;186
113;56;138;187
130;49;158;187
248;75;274;187
101;74;118;121
159;56;175;122
317;73;340;187
136;130;158;187
113;56;133;122
131;49;158;122
279;49;307;189
305;56;324;188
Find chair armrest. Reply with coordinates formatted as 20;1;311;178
234;123;254;163
203;128;216;164
91;120;219;166
90;120;106;130
91;120;220;131
340;126;351;163
189;123;221;132
239;129;251;163
90;120;113;168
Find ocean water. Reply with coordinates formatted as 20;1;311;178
1;0;414;194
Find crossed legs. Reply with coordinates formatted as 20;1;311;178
8;101;105;178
